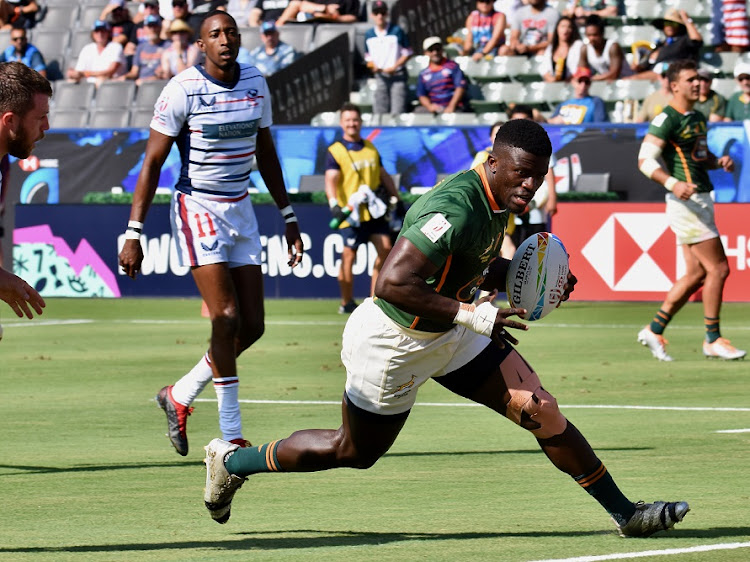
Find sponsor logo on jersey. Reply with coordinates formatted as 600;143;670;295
420;213;452;242
202;119;260;139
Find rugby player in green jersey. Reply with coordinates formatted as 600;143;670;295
203;119;689;537
637;59;745;361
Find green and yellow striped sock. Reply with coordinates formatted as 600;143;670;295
225;439;283;477
704;316;720;343
650;309;672;335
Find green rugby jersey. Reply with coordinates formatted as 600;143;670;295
647;105;713;193
376;167;509;332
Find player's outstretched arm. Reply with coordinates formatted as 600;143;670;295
0;267;45;318
118;129;174;279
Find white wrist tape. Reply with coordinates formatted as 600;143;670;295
128;220;144;230
124;230;141;240
280;205;297;223
663;176;678;191
638;141;663;179
453;302;499;337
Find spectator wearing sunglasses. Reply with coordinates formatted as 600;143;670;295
416;37;469;114
0;26;46;78
724;61;750;121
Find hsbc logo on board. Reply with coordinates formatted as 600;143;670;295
581;213;684;292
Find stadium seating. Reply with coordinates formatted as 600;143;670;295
95;80;136;109
313;24;354;51
133;80;168;109
89;108;131;128
129;108;155;129
30;29;70;81
49;108;88;128
278;24;314;54
36;5;80;29
53;81;96;110
239;26;263;53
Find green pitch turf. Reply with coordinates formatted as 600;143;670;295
1;299;749;561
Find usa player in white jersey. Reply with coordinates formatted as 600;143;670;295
119;11;304;456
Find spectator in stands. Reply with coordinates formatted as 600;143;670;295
325;102;400;314
67;20;127;85
548;67;607;124
463;0;506;61
540;15;583;82
0;26;46;77
563;0;616;25
163;0;191;40
249;0;291;26
635;62;671;123
580;15;633;81
160;18;200;78
247;21;298;76
226;0;255;27
695;68;726;122
276;0;360;25
129;0;165;44
719;0;749;53
507;101;546;122
0;0;38;31
416;37;469;114
101;0;137;51
631;9;702;81
364;0;412;115
121;14;167;84
724;61;750;121
502;0;560;56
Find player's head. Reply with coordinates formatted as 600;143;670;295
666;59;699;102
197;10;240;71
584;14;605;49
0;62;51;159
339;102;362;140
488;119;551;213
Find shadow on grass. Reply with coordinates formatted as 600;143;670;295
385;447;653;458
2;527;750;553
0;461;201;475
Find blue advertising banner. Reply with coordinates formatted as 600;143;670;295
14;204;379;298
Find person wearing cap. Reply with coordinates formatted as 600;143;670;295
129;0;165;44
121;13;168;84
635;62;672;123
548;67;607;124
724;61;750;121
249;0;291;26
67;20;127;85
631;8;702;81
463;0;506;61
163;0;192;41
100;0;137;50
636;59;744;361
247;20;298;76
364;0;412;115
694;68;725;122
275;0;360;26
0;26;46;78
159;17;200;78
579;14;633;81
416;37;469;114
503;0;560;56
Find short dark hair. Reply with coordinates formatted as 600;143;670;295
493;118;551;158
339;102;361;116
199;9;237;36
666;59;697;84
507;103;534;120
0;62;52;116
584;14;605;32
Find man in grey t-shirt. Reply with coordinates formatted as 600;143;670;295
502;0;560;56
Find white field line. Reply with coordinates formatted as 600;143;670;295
189;398;750;413
4;318;750;330
528;541;750;562
715;428;750;433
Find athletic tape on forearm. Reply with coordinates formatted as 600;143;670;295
453;302;499;338
638;142;663;179
663;176;678;192
279;205;298;223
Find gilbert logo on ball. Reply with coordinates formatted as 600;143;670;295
506;232;569;321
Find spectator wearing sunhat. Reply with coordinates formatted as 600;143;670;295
416;36;469;113
364;0;412;115
67;20;127;85
548;67;608;124
694;68;726;122
247;20;299;76
635;61;671;123
159;17;199;78
724;61;750;121
631;8;702;80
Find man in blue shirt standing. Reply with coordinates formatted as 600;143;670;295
0;27;46;78
247;20;298;76
548;67;607;124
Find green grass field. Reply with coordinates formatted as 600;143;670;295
1;298;749;561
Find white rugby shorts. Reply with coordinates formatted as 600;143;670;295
342;298;491;415
665;192;719;246
170;191;262;268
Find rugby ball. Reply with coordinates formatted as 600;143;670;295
506;232;569;321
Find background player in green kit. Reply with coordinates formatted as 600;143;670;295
202;119;689;538
637;59;745;361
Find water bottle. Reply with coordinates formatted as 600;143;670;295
613;100;624;123
329;205;353;229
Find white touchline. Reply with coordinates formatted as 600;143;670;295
715;428;750;433
189;398;750;412
528;541;750;562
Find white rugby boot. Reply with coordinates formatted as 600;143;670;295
703;338;746;360
637;327;674;362
204;438;246;524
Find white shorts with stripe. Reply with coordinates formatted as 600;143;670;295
170;191;262;268
665;192;719;246
342;298;491;415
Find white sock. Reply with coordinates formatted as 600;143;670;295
171;353;213;406
214;376;242;441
